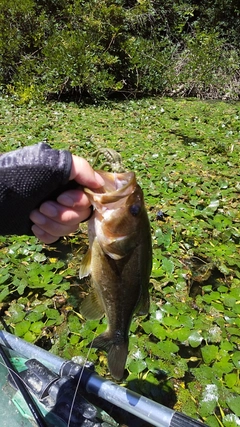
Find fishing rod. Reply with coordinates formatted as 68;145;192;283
0;341;48;427
0;330;209;427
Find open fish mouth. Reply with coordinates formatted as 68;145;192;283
84;170;137;209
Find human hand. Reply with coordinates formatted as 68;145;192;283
30;155;104;244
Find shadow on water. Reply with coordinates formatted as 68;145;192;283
126;370;177;410
169;130;206;146
43;233;88;262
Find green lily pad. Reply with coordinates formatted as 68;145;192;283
199;384;219;417
6;303;26;323
14;320;31;337
226;396;240;417
222;414;240;427
128;359;147;374
188;331;203;348
25;310;44;322
232;352;240;369
158;340;179;354
225;373;238;389
30;321;45;334
201;345;218;364
151;323;166;340
162;257;175;274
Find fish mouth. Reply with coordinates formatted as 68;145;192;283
84;171;137;207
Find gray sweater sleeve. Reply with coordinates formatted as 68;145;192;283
0;142;75;235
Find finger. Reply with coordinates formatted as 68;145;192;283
30;206;91;228
70;155;104;188
30;211;80;237
56;189;91;208
31;225;63;244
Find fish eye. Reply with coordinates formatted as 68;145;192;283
129;204;141;216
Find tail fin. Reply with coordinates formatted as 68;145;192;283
91;333;128;381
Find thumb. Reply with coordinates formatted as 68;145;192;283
69;155;104;188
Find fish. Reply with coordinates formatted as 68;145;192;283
79;170;152;380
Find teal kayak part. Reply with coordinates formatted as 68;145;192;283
0;358;34;427
0;330;209;427
0;354;75;427
0;350;116;427
0;342;48;427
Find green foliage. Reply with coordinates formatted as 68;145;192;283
0;96;240;426
0;0;48;84
169;30;240;99
0;0;240;100
0;236;71;300
0;235;71;343
191;0;240;47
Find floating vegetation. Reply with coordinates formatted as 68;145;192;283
0;97;239;426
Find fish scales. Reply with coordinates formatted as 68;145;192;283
79;170;152;380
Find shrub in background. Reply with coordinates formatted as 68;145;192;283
168;30;240;99
0;0;240;101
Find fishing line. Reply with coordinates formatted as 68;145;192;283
67;332;96;427
0;315;48;426
0;354;29;386
0;343;48;427
0;356;24;378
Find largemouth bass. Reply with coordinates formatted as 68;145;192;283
79;170;152;380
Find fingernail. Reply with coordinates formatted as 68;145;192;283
94;172;105;186
57;194;74;207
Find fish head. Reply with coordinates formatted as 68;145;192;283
84;171;147;259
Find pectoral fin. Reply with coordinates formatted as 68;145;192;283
79;249;92;279
80;289;105;320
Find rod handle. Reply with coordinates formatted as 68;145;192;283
171;412;208;427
